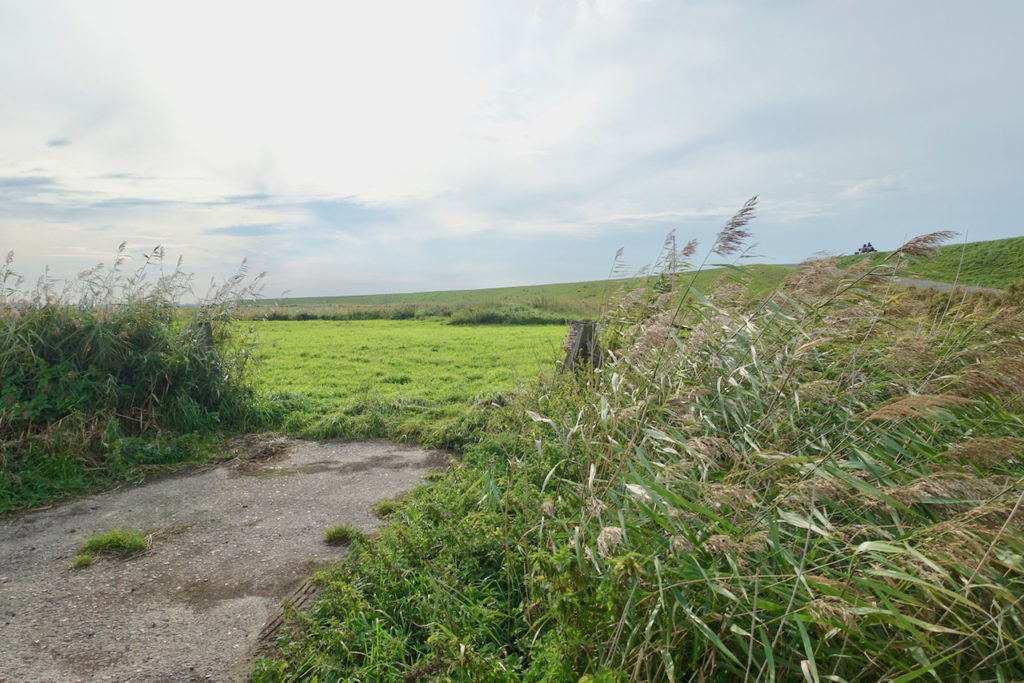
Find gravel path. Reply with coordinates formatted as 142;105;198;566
0;438;446;682
891;276;1004;294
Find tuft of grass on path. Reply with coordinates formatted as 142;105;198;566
74;528;149;567
323;523;363;546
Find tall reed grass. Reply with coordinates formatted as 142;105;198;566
255;202;1024;681
0;244;270;511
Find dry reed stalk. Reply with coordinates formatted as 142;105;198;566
881;474;1015;509
684;436;740;472
795;379;839;404
597;526;623;557
783;256;839;299
950;356;1024;398
862;393;977;421
781;476;852;505
942;437;1024;467
701;483;758;511
893;230;958;258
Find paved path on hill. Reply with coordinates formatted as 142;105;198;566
891;276;1004;295
0;438;446;682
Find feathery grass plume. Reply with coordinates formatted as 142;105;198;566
701;483;758;511
781;475;853;506
684;435;739;473
893;230;958;258
681;238;698;258
665;386;710;415
597;526;623;557
943;437;1024;467
624;483;653;504
784;255;840;299
668;535;692;553
949;355;1024;398
959;497;1024;527
881;474;1016;511
254;215;1024;680
634;309;677;355
805;596;860;630
702;531;764;558
794;378;839;404
711;196;757;256
862;393;977;420
884;334;939;370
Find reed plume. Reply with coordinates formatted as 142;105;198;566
712;196;757;256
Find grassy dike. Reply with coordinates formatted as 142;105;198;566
837;235;1024;289
254;230;1024;681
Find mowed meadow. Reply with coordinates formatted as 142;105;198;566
252;319;565;446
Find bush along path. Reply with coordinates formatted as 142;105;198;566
0;245;275;513
255;211;1024;681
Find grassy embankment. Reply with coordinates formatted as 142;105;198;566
255;220;1024;681
241;264;792;323
837;235;1024;289
0;247;270;513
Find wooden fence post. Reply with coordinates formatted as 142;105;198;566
562;320;601;372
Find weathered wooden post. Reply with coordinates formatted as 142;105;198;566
188;320;215;351
562;320;601;372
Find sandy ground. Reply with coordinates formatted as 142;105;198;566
0;438;446;682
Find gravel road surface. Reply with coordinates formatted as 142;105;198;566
0;438;445;682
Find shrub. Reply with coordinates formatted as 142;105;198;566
0;245;268;511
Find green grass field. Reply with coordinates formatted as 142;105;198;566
253;319;566;445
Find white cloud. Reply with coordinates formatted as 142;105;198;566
1;1;1022;295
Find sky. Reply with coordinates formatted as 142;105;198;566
1;1;1022;298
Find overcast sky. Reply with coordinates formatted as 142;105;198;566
1;1;1021;297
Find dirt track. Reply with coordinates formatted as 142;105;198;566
0;438;445;681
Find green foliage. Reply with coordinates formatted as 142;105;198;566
0;246;268;512
256;221;1024;680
